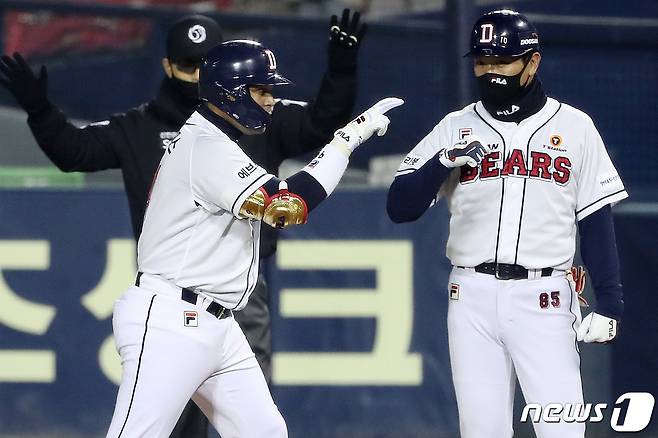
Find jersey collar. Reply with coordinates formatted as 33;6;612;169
197;104;242;142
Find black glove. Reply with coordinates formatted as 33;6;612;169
328;9;368;74
0;52;50;115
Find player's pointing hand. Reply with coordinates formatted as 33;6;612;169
331;97;404;156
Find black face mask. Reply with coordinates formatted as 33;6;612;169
167;76;200;105
476;58;530;107
475;56;547;122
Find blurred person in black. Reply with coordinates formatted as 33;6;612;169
0;9;365;438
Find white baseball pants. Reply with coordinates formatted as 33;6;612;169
105;275;287;438
447;267;585;438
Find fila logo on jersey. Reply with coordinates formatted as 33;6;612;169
460;150;572;185
184;311;198;327
459;128;472;140
237;163;257;179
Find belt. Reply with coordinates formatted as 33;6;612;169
135;272;231;320
473;263;553;280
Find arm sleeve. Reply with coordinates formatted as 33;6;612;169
270;70;356;161
578;205;624;320
387;119;452;223
26;102;121;171
190;135;274;217
387;155;452;223
258;137;349;215
575;117;628;221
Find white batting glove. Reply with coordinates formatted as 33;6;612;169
577;312;618;343
330;97;404;156
438;134;491;168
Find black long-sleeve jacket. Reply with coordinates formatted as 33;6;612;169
27;71;356;257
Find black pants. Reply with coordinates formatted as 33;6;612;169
168;274;272;438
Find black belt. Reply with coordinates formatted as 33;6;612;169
181;288;231;319
473;263;553;280
135;272;231;320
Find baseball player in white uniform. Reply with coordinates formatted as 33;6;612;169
105;40;403;437
387;10;627;438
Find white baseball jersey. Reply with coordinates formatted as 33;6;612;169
138;111;274;310
396;98;628;270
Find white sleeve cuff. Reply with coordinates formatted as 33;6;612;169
394;168;417;177
576;189;629;221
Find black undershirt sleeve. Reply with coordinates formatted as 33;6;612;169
387;153;452;223
578;205;624;320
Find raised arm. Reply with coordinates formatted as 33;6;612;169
271;9;365;160
0;52;120;172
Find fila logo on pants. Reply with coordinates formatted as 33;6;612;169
184;311;198;327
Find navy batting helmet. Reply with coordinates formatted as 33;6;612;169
467;9;539;58
199;40;291;131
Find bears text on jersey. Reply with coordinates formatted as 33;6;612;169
460;149;571;185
